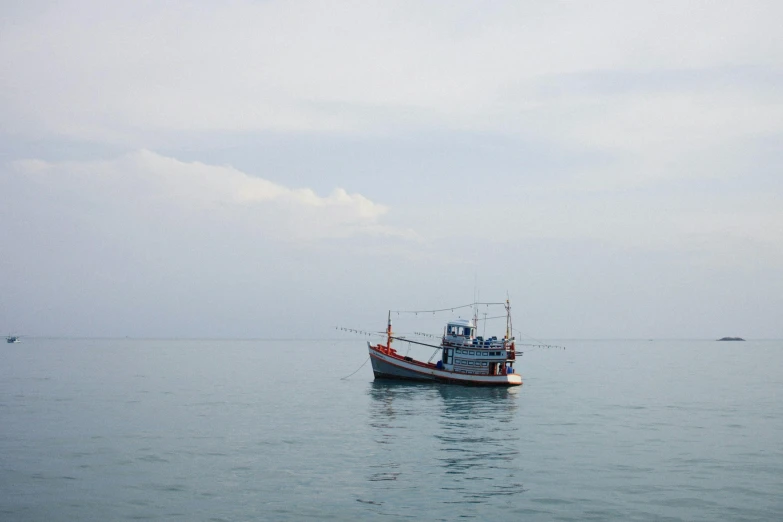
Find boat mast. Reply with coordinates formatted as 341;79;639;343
386;310;392;350
505;299;511;340
505;298;515;361
472;303;478;338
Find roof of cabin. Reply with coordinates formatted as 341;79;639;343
447;318;474;328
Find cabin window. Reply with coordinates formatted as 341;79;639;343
469;351;474;355
448;325;474;337
482;351;487;356
482;362;488;366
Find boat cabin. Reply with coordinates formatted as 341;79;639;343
445;318;474;340
440;318;515;376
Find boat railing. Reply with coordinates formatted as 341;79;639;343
443;337;508;349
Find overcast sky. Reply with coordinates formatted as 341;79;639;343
1;1;781;339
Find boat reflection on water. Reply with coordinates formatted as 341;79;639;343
435;385;525;502
367;381;440;447
436;384;520;415
365;381;525;509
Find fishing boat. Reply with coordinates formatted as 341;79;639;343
6;335;20;344
368;300;522;386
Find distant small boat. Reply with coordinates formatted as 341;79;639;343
368;300;523;386
6;335;20;344
717;337;745;341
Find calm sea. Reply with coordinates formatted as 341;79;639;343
1;338;782;521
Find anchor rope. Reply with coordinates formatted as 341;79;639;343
340;355;371;380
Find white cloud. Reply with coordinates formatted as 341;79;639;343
6;150;416;242
0;149;430;337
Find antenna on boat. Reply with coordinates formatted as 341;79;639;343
472;300;479;335
472;273;479;334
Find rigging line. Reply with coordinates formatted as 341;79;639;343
475;314;507;322
512;328;551;346
390;302;506;314
340;355;371;380
389;336;442;350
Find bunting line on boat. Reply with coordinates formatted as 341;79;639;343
512;328;566;350
516;343;566;350
335;326;563;349
413;331;439;339
335;326;386;337
389;302;506;315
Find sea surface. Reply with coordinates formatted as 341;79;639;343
1;338;782;521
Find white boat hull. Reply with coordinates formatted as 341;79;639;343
368;342;522;387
